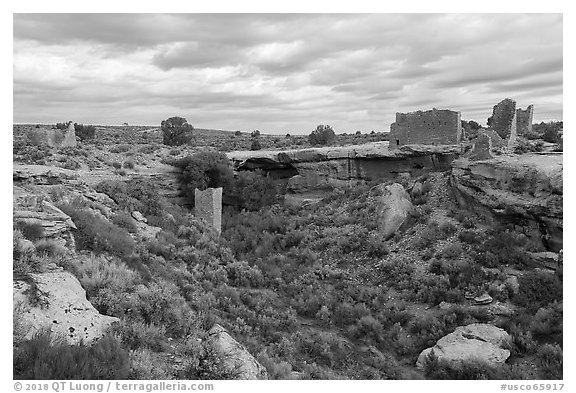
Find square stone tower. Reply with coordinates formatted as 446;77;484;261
194;187;222;235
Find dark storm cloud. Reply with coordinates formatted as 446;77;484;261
13;13;563;132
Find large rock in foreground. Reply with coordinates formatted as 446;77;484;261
205;324;268;380
416;323;511;369
451;154;562;251
377;183;414;240
13;269;119;345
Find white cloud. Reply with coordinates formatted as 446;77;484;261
13;13;563;133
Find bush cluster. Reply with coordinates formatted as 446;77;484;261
308;125;336;146
161;116;194;146
14;333;129;379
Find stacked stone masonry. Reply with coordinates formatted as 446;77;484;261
194;187;223;235
27;121;77;148
491;99;517;148
516;104;534;136
389;109;462;149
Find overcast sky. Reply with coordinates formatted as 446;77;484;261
13;13;563;134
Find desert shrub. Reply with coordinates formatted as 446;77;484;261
534;121;562;143
349;315;383;341
61;158;81;170
13;141;52;164
13;230;44;275
440;243;462;260
123;160;135;169
161;116;194;146
15;221;44;241
74;123;96;141
515;271;562;312
170;151;235;206
412;224;444;250
112;320;168;352
57;204;135;258
366;234;389;258
95;178;162;217
234;170;281;211
55;122;68;130
111;161;122;169
529;301;563;339
129;348;174;379
439;221;457;236
138;144;160;154
536;344;563;379
250;138;262;151
423;352;504;379
458;230;481;244
34;239;67;257
473;228;530;267
111;211;138;233
13;332;129;379
309;125;336;146
378;257;416;289
185;343;243;380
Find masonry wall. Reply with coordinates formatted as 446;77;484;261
194;187;222;235
389;109;461;149
491;99;517;140
516;105;534;136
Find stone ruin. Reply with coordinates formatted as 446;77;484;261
470;99;535;160
468;129;507;161
516;104;534;136
27;121;77;148
389;109;462;149
489;98;517;148
194;187;222;235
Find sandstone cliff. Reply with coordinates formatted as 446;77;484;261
450;153;562;251
228;142;460;188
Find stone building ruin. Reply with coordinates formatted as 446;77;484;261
27;121;77;148
489;99;517;148
194;187;222;235
516;104;534;136
389;109;462;149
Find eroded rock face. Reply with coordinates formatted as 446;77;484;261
451;154;562;251
416;323;511;369
377;183;414;240
205;324;268;380
228;142;459;190
14;186;76;241
13;269;119;345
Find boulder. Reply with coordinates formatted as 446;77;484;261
131;211;148;223
377;183;414;240
416;323;511;369
13;270;119;344
474;293;493;305
205;324;268;380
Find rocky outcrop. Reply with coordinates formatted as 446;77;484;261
451;154;562;251
14;164;79;184
205;324;268;380
228;142;460;189
13;268;119;344
377;183;414;239
416;324;511;369
14;186;76;240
